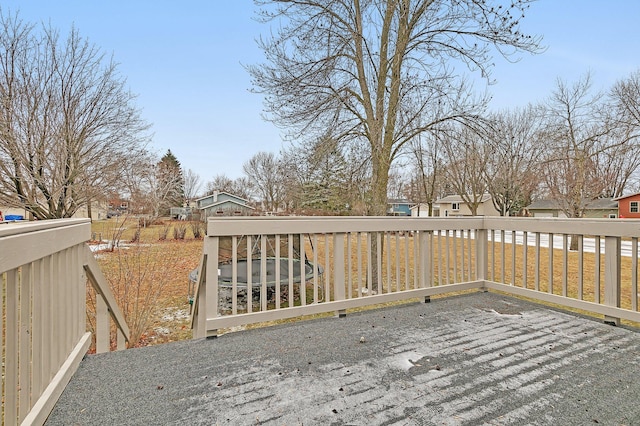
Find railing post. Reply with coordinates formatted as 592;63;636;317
419;230;432;303
476;227;488;290
604;236;621;326
334;232;346;317
204;235;220;338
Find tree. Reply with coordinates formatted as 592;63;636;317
0;13;149;219
483;106;544;215
249;0;542;215
410;132;446;216
442;125;490;215
204;174;254;201
156;150;184;214
541;74;615;220
243;151;286;212
183;168;202;205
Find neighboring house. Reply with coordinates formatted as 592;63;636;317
74;201;109;220
196;190;254;218
526;198;618;219
409;203;439;217
108;197;130;216
0;205;28;220
435;194;500;217
387;199;412;216
613;193;640;218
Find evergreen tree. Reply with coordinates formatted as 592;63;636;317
157;150;185;215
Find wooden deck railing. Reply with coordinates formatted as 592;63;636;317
192;216;640;338
1;219;129;426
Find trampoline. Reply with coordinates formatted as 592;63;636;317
189;258;323;289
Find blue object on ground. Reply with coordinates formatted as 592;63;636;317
5;215;24;220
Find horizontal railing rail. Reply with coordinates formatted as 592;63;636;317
192;216;640;338
1;219;130;426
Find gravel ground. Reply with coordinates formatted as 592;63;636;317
47;291;640;425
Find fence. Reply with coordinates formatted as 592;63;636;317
1;219;129;425
191;216;640;338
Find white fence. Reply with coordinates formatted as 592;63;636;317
192;216;640;338
1;219;129;425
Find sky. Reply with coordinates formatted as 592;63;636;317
1;1;639;184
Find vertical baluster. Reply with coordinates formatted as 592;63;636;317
595;236;601;303
578;235;584;300
348;233;353;299
288;235;294;307
490;230;495;281
32;260;43;398
548;233;554;294
395;233;400;292
261;235;267;311
413;231;419;289
367;232;372;295
312;234;318;303
468;230;473;280
247;236;253;313
334;232;346;317
19;263;33;421
452;230;458;283
325;234;331;300
232;236;238;314
535;233;540;291
522;231;528;289
0;271;3;425
632;237;638;311
501;230;506;284
460;230;465;282
404;232;410;291
356;232;362;298
511;230;516;286
445;230;450;284
273;234;280;309
437;230;442;285
562;234;568;297
386;232;391;293
376;232;382;293
298;234;305;306
6;269;19;424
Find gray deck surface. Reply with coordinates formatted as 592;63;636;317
47;292;640;425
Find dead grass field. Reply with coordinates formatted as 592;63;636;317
89;220;639;348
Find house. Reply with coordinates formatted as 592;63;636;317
387;199;412;216
435;194;500;217
196;190;254;218
526;198;618;218
409;203;439;217
108;197;130;216
613;193;640;218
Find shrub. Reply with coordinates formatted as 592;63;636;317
173;222;187;240
190;221;204;239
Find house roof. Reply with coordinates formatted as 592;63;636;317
387;198;412;204
435;194;491;204
613;192;640;201
195;191;250;204
199;199;254;211
527;198;618;210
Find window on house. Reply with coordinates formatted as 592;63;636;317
608;213;617;219
452;202;460;211
631;201;638;213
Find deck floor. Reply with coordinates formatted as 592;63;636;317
46;292;640;425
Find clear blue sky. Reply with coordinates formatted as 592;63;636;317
2;1;639;183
